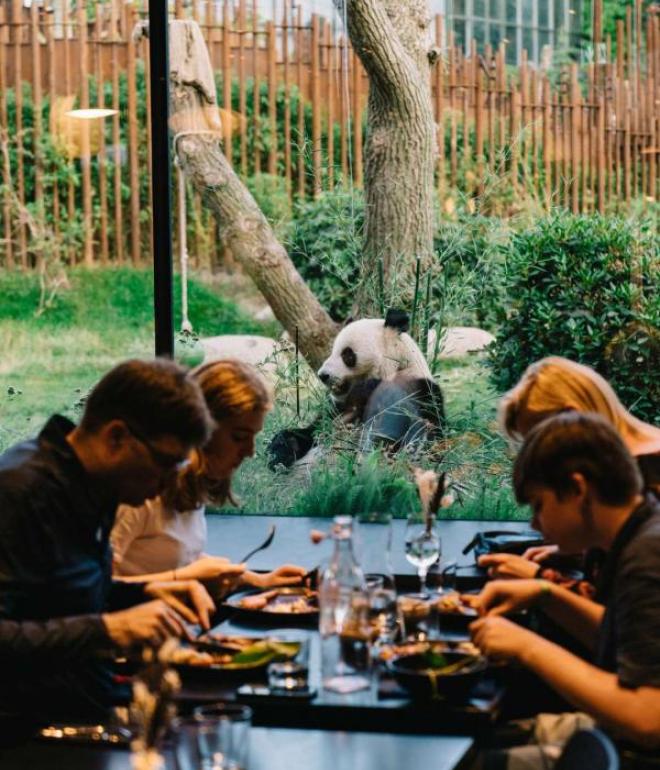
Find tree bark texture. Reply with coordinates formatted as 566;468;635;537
334;0;437;313
166;21;337;370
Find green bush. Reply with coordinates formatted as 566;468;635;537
489;213;660;423
287;188;364;322
245;173;291;236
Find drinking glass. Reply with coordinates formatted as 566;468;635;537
192;703;252;770
365;573;399;645
404;511;441;597
267;634;310;692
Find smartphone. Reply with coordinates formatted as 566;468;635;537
236;684;317;701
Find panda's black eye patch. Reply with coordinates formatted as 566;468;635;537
341;347;357;368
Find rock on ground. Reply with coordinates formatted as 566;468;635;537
200;335;288;381
429;327;495;359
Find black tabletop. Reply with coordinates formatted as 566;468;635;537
0;727;475;770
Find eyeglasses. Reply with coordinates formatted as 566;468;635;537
124;421;191;472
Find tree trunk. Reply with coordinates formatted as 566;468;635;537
164;20;337;370
334;0;437;313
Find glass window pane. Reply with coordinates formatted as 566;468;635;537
505;25;518;62
539;29;552;53
474;20;487;47
474;0;487;17
522;25;534;54
522;0;534;24
506;0;518;23
453;0;466;15
490;23;504;50
538;1;550;27
489;0;503;20
453;18;467;51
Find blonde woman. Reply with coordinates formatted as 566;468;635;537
481;356;660;581
111;360;305;594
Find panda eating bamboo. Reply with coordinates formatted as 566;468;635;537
267;309;446;469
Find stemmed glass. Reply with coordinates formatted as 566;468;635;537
404;510;441;597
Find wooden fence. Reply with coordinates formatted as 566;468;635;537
0;0;658;270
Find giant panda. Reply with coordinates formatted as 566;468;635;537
267;309;445;469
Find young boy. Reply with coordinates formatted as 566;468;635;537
469;412;660;761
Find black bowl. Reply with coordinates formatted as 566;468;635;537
388;647;488;702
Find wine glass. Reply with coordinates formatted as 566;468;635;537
404;511;441;597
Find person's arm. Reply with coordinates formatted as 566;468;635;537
0;615;110;661
471;616;660;749
466;578;604;651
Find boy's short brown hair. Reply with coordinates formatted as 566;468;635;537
80;358;214;447
513;412;643;506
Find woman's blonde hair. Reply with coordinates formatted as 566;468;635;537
499;356;660;457
165;359;272;511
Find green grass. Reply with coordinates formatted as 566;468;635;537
0;267;278;451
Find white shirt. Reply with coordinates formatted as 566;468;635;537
111;497;207;577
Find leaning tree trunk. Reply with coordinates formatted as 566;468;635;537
161;20;336;370
334;0;437;313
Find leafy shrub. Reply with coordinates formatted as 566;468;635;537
489;213;660;422
287;188;364;322
245;173;291;237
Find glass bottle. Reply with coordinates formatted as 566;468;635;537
318;516;371;693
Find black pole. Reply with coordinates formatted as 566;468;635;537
149;0;174;357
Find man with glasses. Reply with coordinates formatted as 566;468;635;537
0;358;227;723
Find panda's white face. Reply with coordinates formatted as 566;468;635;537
317;318;422;402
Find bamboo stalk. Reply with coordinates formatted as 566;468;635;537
143;0;153;262
12;0;26;267
542;76;551;210
30;0;43;216
0;8;13;268
326;22;334;191
352;47;363;187
222;0;233;167
339;34;348;182
282;0;291;194
111;0;124;263
510;87;520;193
46;10;59;244
126;1;140;264
475;56;484;199
77;0;93;266
253;0;260;174
435;15;444;199
311;15;321;197
449;33;457;187
239;0;247;175
96;1;109;264
296;4;304;198
596;93;606;212
267;19;277;176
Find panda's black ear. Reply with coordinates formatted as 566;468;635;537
384;308;409;333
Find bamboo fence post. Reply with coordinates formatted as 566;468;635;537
282;0;291;193
239;0;247;176
561;71;570;210
530;68;539;196
267;19;277;175
510;86;520;194
175;0;184;20
126;1;140;264
648;73;656;200
0;9;13;268
296;4;304;198
623;81;631;203
45;8;59;242
435;15;445;199
205;0;213;55
311;15;321;196
111;0;124;263
597;93;606;212
222;0;233;167
351;47;363;187
339;34;348;182
462;47;470;192
325;22;334;191
96;2;109;265
12;0;26;267
570;64;580;214
475;55;484;198
519;50;528;191
253;0;260;174
142;0;153;262
497;43;505;163
542;75;551;210
486;50;495;179
30;0;43;215
78;0;93;266
449;33;457;187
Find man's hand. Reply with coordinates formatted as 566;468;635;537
478;553;542;580
102;600;185;648
522;544;559;563
145;580;216;630
470;615;538;662
463;578;550;616
245;565;307;589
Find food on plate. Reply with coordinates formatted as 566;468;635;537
378;639;480;662
237;588;318;614
434;591;477;616
397;595;431;620
169;637;301;670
